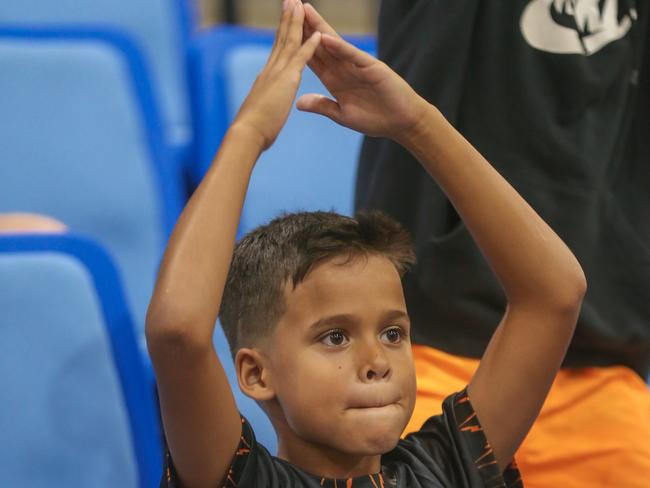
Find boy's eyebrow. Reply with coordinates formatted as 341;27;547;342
381;309;410;324
308;310;410;331
308;314;357;331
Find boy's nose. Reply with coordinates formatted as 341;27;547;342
359;344;391;382
364;364;391;381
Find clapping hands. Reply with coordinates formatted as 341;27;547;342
231;0;321;151
232;0;429;153
298;3;428;142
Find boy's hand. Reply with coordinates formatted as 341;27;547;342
297;3;428;141
232;0;321;151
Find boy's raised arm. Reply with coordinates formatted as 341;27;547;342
145;3;320;486
300;4;586;472
394;106;586;471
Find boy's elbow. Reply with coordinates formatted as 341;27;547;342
566;261;587;303
574;267;588;301
549;266;587;317
514;265;587;318
145;302;213;357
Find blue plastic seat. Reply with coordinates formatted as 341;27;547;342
188;25;377;234
0;233;162;488
0;28;184;333
0;0;196;152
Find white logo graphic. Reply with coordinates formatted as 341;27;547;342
520;0;637;55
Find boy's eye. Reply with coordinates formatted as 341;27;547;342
321;330;349;347
381;327;404;344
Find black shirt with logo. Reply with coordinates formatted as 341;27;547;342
161;388;523;488
355;0;650;378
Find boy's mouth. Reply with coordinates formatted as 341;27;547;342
348;403;399;411
346;391;402;409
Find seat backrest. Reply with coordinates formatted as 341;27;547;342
0;0;194;147
0;28;184;332
0;233;162;488
188;25;377;234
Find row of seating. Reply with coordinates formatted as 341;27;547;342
0;11;375;335
0;233;161;487
0;0;196;154
0;2;375;486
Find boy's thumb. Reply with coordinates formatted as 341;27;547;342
296;94;341;123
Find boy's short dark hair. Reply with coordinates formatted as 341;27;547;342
219;211;415;355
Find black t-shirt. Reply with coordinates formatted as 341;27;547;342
355;0;650;377
161;388;522;487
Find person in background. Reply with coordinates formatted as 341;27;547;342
0;213;67;234
351;1;650;486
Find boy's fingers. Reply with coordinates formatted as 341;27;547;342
269;0;295;63
321;34;374;68
303;3;340;65
285;1;305;53
302;21;329;72
302;14;314;43
276;0;295;47
294;31;321;67
296;93;342;123
301;12;337;68
307;56;326;79
303;3;339;37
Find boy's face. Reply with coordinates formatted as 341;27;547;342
265;254;416;456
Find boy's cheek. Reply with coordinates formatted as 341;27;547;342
273;357;344;402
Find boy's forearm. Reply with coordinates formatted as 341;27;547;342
145;124;258;485
146;124;263;346
145;6;323;486
397;104;586;307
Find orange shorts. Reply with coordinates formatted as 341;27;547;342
407;345;650;488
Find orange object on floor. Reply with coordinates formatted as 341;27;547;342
408;344;650;488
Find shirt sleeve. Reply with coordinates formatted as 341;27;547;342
160;416;260;488
401;387;524;488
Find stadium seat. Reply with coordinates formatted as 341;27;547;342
0;233;162;488
0;28;184;333
187;25;377;234
0;0;197;154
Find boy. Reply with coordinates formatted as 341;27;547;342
146;2;586;487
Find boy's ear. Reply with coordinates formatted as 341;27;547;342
235;348;276;402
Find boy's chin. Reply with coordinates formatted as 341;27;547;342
344;406;408;446
335;421;404;455
344;431;401;456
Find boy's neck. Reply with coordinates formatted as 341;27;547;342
276;432;382;479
